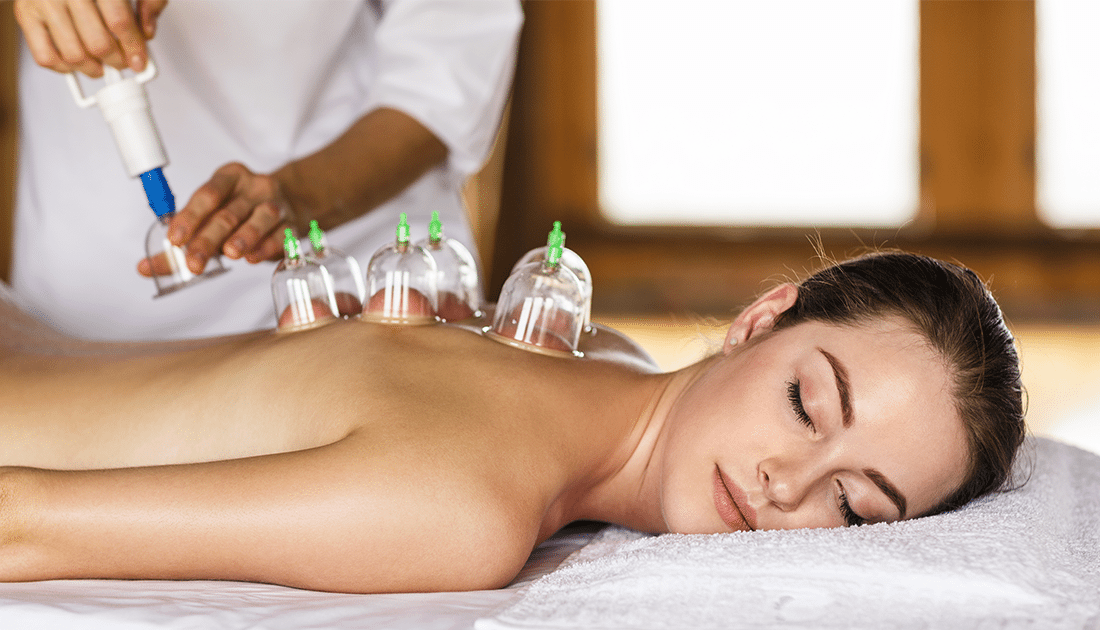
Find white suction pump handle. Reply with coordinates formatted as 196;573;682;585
65;58;167;178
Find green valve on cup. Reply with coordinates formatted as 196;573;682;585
428;210;444;243
308;220;326;255
283;228;300;261
545;222;564;267
396;212;411;245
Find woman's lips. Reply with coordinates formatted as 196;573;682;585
713;465;757;531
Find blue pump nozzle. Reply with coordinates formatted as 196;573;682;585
139;167;175;218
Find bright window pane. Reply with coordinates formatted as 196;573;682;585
597;0;918;227
1037;0;1100;228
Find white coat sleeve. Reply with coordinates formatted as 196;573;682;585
368;0;523;177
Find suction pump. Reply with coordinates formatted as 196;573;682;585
489;222;587;357
363;213;439;324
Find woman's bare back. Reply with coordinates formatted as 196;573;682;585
0;298;663;592
1;309;656;467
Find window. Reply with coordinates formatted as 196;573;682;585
1036;0;1100;228
597;0;918;227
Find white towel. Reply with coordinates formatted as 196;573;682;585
478;437;1100;630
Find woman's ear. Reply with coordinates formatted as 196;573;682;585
724;283;799;353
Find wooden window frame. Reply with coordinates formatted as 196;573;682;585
491;0;1100;322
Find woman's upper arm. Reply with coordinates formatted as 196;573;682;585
4;434;527;593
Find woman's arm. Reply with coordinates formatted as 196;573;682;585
0;432;532;593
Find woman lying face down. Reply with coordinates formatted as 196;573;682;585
0;252;1024;593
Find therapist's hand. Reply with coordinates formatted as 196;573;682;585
137;107;448;278
15;0;167;77
137;162;293;278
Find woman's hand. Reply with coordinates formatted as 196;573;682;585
14;0;168;77
137;162;294;277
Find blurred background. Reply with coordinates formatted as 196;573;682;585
1;0;1098;450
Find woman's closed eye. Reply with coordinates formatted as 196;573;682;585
786;380;815;432
836;479;867;527
788;380;869;526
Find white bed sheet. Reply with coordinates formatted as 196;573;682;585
0;524;603;630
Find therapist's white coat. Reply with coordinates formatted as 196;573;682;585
13;0;521;340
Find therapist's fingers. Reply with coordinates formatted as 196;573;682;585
177;168;256;273
16;0;100;76
15;0;156;76
69;0;128;72
225;198;286;261
89;0;149;72
173;163;291;273
192;166;288;262
165;167;238;273
170;163;244;247
242;222;291;264
49;1;107;77
136;0;168;39
14;0;67;71
137;251;175;278
17;16;71;74
137;231;284;277
183;192;264;273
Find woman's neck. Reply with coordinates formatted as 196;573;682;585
559;356;718;534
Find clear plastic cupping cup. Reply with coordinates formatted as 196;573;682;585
145;206;229;298
363;213;439;325
414;210;481;322
306;220;366;318
489;225;585;357
271;228;339;332
510;221;592;333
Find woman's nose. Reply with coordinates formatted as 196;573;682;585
759;460;817;511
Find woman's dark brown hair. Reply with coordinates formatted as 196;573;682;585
771;251;1026;515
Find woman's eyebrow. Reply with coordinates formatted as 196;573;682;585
818;348;853;427
817;347;909;519
822;347;906;518
865;467;907;519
